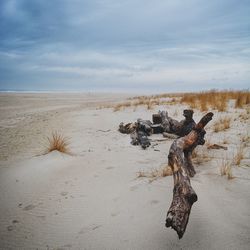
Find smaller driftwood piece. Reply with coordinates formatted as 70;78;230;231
166;112;214;239
118;109;196;149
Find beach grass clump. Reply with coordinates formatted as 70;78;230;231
234;146;244;166
239;111;250;121
235;92;250;108
181;90;250;112
192;148;211;164
113;101;132;111
241;134;250;146
137;165;172;182
45;131;71;155
220;159;234;180
213;117;231;133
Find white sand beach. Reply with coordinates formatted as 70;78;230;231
0;93;249;250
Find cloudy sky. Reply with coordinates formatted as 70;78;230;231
0;0;249;92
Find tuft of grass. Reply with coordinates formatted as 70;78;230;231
222;136;229;144
192;148;211;164
220;159;234;180
241;134;250;146
239;112;250;121
235;92;250;108
213;117;231;133
234;146;244;166
45;131;71;155
113;101;132;112
137;165;172;182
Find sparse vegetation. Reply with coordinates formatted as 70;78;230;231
239;111;250;121
222;136;229;144
241;134;250;146
44;131;71;155
112;96;178;112
213;117;231;132
220;159;234;180
137;165;172;182
192;148;211;164
181;90;250;112
106;90;250;112
234;146;244;166
235;92;250;108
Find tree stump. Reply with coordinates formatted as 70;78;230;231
165;112;213;239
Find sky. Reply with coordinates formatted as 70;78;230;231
0;0;249;93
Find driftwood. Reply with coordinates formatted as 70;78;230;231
162;132;179;140
130;119;152;149
207;144;228;150
165;112;213;239
159;109;196;137
131;130;151;149
119;122;136;134
118;109;196;149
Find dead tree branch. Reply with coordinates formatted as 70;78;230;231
165;112;213;239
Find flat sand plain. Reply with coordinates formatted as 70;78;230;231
0;93;249;250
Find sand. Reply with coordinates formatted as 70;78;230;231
0;93;249;250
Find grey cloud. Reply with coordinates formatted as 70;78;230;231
0;0;249;91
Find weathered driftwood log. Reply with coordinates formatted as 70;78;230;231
162;132;179;140
207;144;228;150
176;110;196;137
165;112;213;239
130;130;151;149
118;122;136;134
130;119;152;149
159;109;196;137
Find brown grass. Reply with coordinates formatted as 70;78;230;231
181;90;250;112
222;136;229;144
104;90;250;112
241;134;250;146
137;165;172;182
239;111;250;121
44;131;71;155
220;159;234;180
234;146;244;166
112;94;181;111
192;148;211;164
113;101;132;111
213;117;231;132
235;92;250;108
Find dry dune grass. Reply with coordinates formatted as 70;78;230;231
44;131;71;155
222;137;229;144
234;146;244;166
110;90;250;112
192;148;211;164
137;165;172;182
220;159;234;180
112;94;180;111
213;117;231;133
113;98;176;112
241;134;250;146
235;92;250;108
181;90;250;112
239;111;250;121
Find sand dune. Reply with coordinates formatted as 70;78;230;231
0;93;249;250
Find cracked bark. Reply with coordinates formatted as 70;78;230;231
165;112;213;239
